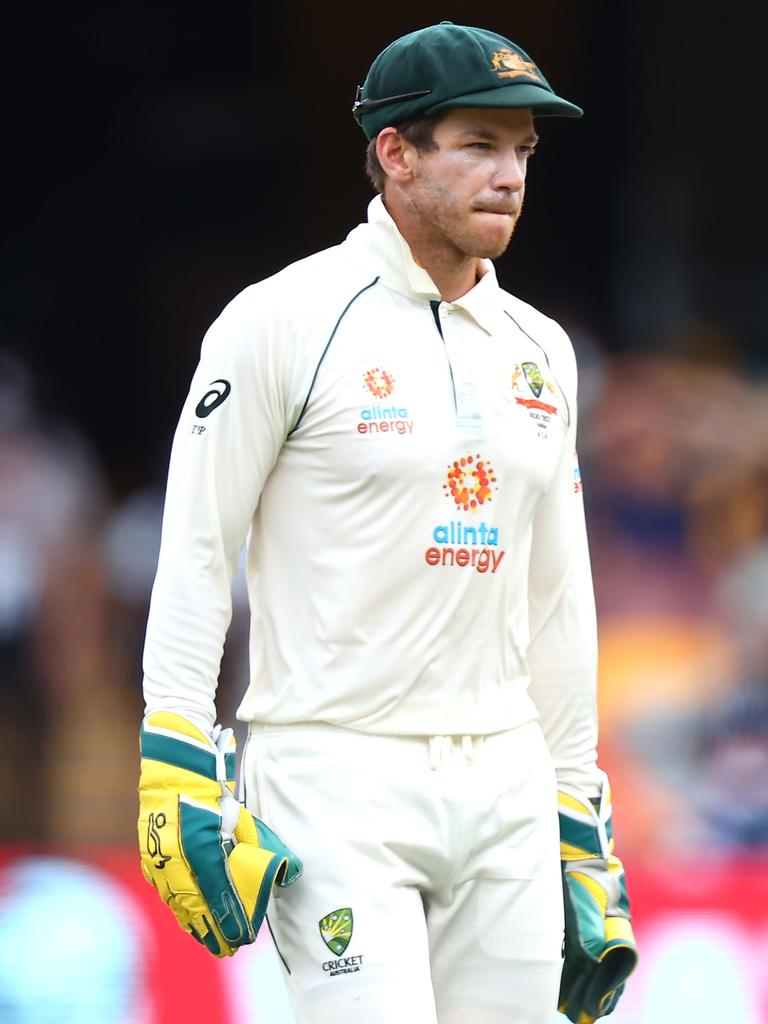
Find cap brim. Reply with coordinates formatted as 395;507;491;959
427;83;583;119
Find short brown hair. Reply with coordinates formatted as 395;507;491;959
365;118;441;194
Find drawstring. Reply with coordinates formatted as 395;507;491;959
429;735;450;770
462;735;475;763
428;735;482;770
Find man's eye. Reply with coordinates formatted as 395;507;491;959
467;142;492;150
517;146;536;158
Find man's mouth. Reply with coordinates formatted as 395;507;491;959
474;206;516;217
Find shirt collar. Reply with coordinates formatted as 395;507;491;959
346;195;504;336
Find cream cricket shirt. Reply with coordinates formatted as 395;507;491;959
143;196;600;791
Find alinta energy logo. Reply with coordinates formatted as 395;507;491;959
424;453;506;574
319;908;365;978
356;366;413;437
444;453;496;511
363;367;395;398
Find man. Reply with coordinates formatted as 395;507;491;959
138;21;637;1024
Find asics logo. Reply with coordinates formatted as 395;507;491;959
195;379;231;418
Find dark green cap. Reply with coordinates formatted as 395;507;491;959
353;22;583;139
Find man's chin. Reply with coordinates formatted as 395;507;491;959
482;239;513;259
470;221;516;259
474;233;514;260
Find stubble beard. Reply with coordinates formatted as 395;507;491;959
441;209;520;262
411;185;523;264
473;213;519;259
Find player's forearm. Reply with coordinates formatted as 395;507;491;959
526;410;601;793
142;578;233;732
527;653;600;795
527;528;601;794
141;429;247;728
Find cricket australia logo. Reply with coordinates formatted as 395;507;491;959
320;908;353;955
511;361;559;437
521;361;544;397
320;908;365;977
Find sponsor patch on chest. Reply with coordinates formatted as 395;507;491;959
424;453;506;574
355;366;414;436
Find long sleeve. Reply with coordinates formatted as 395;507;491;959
526;367;601;795
141;285;305;730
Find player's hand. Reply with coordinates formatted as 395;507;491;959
557;774;638;1022
138;711;302;957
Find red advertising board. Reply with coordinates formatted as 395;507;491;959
1;848;767;1023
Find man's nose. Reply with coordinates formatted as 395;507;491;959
493;151;526;191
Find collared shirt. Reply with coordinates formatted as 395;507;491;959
142;196;600;790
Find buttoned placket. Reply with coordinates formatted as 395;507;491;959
438;305;484;435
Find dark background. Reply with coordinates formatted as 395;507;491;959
4;0;764;497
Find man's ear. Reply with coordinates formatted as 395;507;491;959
376;128;418;184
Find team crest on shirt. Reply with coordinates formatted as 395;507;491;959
356;366;414;436
511;362;559;438
521;361;544;397
320;908;365;977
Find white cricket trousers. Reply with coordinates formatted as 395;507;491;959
241;719;564;1024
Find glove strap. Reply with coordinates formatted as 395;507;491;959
558;772;613;861
140;712;237;784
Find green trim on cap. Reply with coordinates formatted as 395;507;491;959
427;83;582;119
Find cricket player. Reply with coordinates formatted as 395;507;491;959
138;22;637;1024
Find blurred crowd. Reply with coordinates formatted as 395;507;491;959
0;322;766;857
572;321;768;860
0;350;249;846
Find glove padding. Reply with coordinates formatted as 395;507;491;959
558;774;638;1023
138;711;302;956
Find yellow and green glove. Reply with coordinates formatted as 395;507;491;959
558;774;638;1023
138;711;302;957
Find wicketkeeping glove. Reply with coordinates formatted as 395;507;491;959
138;711;302;957
558;774;638;1023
